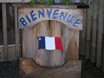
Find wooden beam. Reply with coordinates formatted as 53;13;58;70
13;4;77;9
0;0;30;3
102;31;104;71
90;0;98;63
96;0;104;67
15;7;20;58
85;0;91;59
80;0;87;56
2;3;8;61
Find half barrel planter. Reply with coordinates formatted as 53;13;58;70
14;4;83;67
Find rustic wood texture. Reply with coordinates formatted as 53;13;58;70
66;30;79;61
18;5;82;67
32;24;37;61
50;21;64;67
35;21;50;67
18;7;83;30
22;21;80;67
79;0;104;71
102;33;104;71
0;45;4;61
19;58;81;78
2;3;8;61
96;0;104;67
79;0;87;56
85;0;91;59
22;29;36;60
13;4;77;9
0;44;21;61
15;7;20;58
90;0;98;63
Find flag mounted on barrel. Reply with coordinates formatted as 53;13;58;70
38;36;63;51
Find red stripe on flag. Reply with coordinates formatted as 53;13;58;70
55;37;63;51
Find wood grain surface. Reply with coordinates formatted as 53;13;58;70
22;21;80;67
18;7;83;30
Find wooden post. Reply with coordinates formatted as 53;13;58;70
96;0;104;67
90;0;98;63
2;3;8;61
80;0;87;56
15;7;20;58
102;33;104;71
85;0;91;59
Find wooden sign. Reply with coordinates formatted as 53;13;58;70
13;4;84;67
19;8;83;30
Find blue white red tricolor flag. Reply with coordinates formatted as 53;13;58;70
38;36;63;51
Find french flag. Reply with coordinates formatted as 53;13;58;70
38;36;63;51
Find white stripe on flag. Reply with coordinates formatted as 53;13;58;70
45;37;55;50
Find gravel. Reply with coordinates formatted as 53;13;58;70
0;61;19;78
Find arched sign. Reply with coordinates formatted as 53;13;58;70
19;8;83;30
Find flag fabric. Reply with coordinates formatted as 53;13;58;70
38;36;63;51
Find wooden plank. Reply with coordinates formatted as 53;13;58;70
79;30;82;55
0;45;4;61
36;21;50;67
18;7;83;30
90;0;98;63
96;0;104;67
0;44;21;61
8;44;21;61
85;0;91;59
15;7;20;58
0;0;30;3
50;20;64;67
79;0;86;56
13;4;77;9
22;22;37;61
60;24;79;62
22;29;36;60
80;0;87;56
102;4;104;71
66;30;79;61
31;24;37;61
2;3;8;61
61;24;65;64
102;29;104;71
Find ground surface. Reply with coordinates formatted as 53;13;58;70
0;60;104;78
0;61;18;78
82;60;104;78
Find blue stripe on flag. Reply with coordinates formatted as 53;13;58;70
38;36;45;49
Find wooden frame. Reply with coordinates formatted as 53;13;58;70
0;3;21;61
